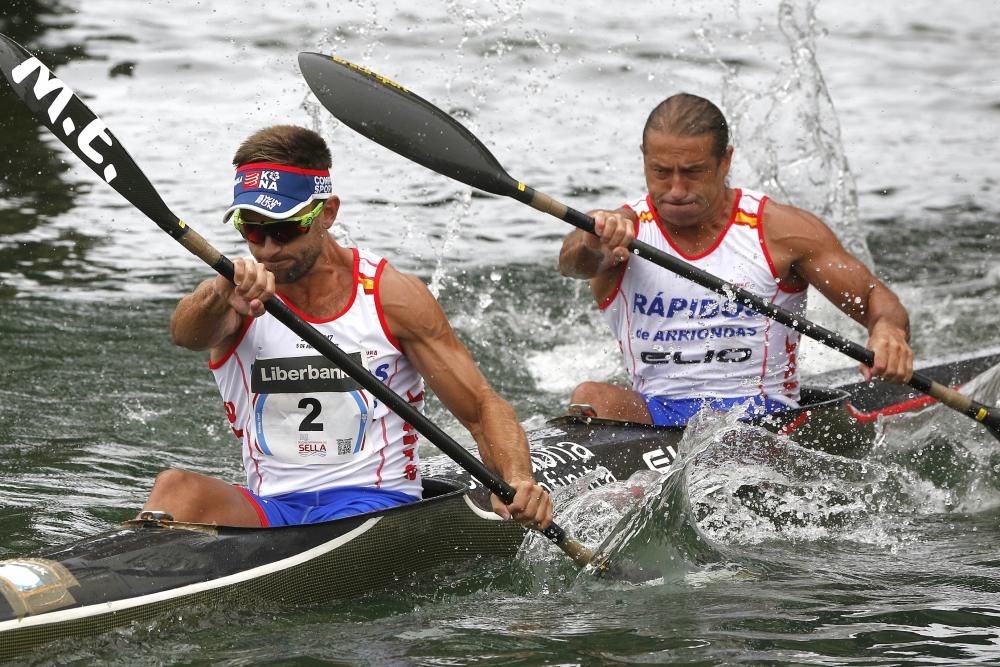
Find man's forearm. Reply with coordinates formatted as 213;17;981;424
170;278;239;351
863;283;911;340
558;230;606;279
472;394;535;483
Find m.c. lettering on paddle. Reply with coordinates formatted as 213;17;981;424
9;57;118;183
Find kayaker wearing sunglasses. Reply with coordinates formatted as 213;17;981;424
140;124;552;530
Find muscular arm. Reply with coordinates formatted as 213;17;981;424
380;266;551;527
558;208;636;278
170;278;245;352
170;258;276;356
766;202;912;381
559;229;612;279
558;208;636;304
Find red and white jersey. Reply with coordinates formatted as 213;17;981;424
600;189;807;404
210;248;424;498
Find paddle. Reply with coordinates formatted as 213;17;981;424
296;52;1000;443
0;33;596;568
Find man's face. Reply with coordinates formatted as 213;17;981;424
641;131;732;228
240;201;327;284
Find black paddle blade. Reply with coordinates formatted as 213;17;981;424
298;52;521;198
0;33;181;237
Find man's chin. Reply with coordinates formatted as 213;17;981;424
273;259;316;284
657;203;701;224
273;270;299;284
262;262;293;284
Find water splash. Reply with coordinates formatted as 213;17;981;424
869;360;1000;513
716;0;870;266
520;383;1000;589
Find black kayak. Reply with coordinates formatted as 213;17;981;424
1;349;998;659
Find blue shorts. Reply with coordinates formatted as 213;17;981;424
643;395;792;427
237;485;420;527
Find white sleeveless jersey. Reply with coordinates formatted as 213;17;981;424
600;189;807;404
210;248;424;498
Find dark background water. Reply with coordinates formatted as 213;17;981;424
1;0;998;664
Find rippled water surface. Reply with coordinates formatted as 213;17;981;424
1;0;998;664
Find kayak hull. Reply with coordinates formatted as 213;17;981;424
0;478;520;658
1;349;998;657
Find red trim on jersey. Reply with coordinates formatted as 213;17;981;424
646;190;740;261
598;271;627;311
754;195;780;281
236;162;330;177
208;316;254;370
380;381;392;453
776;282;806;294
373;259;404;352
235;485;270;527
756;198;808;294
375;446;386;488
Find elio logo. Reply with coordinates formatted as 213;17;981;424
10;57;118;183
642;446;676;472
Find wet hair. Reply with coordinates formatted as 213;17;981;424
642;93;729;159
232;125;332;169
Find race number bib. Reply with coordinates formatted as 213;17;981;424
250;355;371;464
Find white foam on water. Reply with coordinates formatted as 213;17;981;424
525;339;624;396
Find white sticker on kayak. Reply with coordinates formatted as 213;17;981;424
0;562;46;591
0;558;80;619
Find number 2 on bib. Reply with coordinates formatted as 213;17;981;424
253;391;370;463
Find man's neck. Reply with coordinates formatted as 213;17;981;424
658;188;735;255
278;239;355;320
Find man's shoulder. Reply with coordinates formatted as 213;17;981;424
760;198;829;235
377;266;450;342
374;262;434;306
758;197;844;285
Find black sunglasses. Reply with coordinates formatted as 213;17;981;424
234;201;324;244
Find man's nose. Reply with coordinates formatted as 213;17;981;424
666;172;688;198
258;234;285;254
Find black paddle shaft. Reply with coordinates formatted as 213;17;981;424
297;51;1000;441
0;33;590;559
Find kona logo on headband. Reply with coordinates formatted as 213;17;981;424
243;169;281;191
226;163;333;222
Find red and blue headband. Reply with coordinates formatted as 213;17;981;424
223;162;333;223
